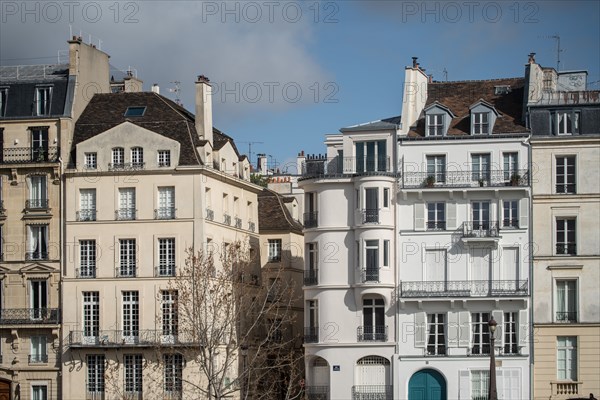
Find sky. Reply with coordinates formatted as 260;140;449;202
1;1;599;171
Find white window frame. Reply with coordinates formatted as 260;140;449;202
557;336;577;381
162;291;178;339
426;155;446;184
124;354;143;395
119;239;137;277
79;240;96;278
471;312;490;355
30;336;47;363
426;313;446;356
131;147;144;167
268;239;282;262
83;292;100;340
555;280;578;323
556;155;576;194
555;111;579;135
473;112;489;134
35;86;52;116
504;312;518;354
87;354;105;394
27;225;49;260
112;147;124;167
502;200;519;228
84;152;97;169
31;383;48;400
79;189;96;221
118;188;136;220
556;218;577;255
471;370;489;400
427;202;446;230
503;152;518;181
427;113;444;136
158;238;176;276
157;187;175;219
362;297;385;341
158;150;171;167
163;354;183;395
383;240;390;267
122;291;140;342
471;153;491;182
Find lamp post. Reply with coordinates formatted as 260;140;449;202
488;316;498;400
240;344;248;399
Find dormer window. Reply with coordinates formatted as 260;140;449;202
494;85;511;95
427;114;444;136
555;111;579;135
473;112;489;135
469;100;499;135
35;86;52;116
124;106;146;117
0;88;7;116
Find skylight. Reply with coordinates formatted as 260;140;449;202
124;106;146;117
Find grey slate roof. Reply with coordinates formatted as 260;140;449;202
257;189;303;234
340;115;401;132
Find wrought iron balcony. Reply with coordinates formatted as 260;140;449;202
501;219;519;229
304;211;318;228
556;243;577;256
223;213;231;225
235;217;242;229
26;251;49;260
301;156;394;178
304;269;318;286
361;268;379;283
25;198;49;210
357;326;388;342
76;267;96;278
427;344;447;356
0;308;60;325
361;208;379;224
556;311;578;323
77;209;97;221
399;279;529;298
462;221;500;239
304;327;319;343
351;385;393;400
156;264;176;277
68;330;198;347
155;207;176;220
108;162;145;171
306;386;329;400
1;146;59;163
115;208;136;220
28;354;48;364
248;221;256;232
206;208;214;221
403;169;529;188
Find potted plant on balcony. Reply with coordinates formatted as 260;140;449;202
424;175;436;188
510;173;521;186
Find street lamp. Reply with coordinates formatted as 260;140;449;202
240;344;249;399
488;316;498;400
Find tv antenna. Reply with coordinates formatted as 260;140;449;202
238;141;264;166
540;34;563;70
169;81;182;106
443;68;448;82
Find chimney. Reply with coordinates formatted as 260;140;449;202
257;154;267;174
296;151;306;175
412;57;418;68
528;52;536;64
151;83;160;94
195;75;213;146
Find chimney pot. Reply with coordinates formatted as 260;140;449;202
197;75;210;83
412;57;418;68
528;52;536;64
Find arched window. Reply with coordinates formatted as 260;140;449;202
354;356;391;398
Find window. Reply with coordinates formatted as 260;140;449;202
555;111;579;135
87;354;105;395
364;240;379;282
427;313;446;355
364;188;379;223
30;336;47;363
83;292;100;339
383;188;390;208
0;88;7;116
131;147;144;168
163;354;183;395
124;354;143;395
557;336;577;380
112;147;124;169
31;385;48;400
502;200;518;228
158;150;171;167
79;240;96;278
305;243;318;285
35;86;52;116
305;300;318;343
556;218;576;255
268;239;282;262
124;106;146;117
31;127;49;161
427;114;444;136
361;298;385;341
122;291;139;342
473;112;489;134
383;240;389;267
471;154;491;182
503;152;518;181
355;140;387;172
162;291;178;339
504;312;518;354
157;187;175;219
471;370;489;400
119;239;137;277
472;201;490;230
556;280;577;322
471;312;490;355
556;156;576;194
426;155;446;184
158;238;175;276
79;189;96;221
427;202;445;230
84;152;97;169
27;225;48;260
118;188;136;220
28;175;47;208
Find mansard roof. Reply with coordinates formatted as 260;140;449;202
257;189;303;234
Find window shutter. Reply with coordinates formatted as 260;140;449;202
492;310;504;348
458;370;470;400
519;309;529;351
414;202;425;231
414;312;426;348
519;198;528;229
447;311;459;347
446;202;456;230
458;311;471;347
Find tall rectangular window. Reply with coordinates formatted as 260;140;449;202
158;238;175;276
30;336;47;363
28;175;47;208
158;150;171;167
119;239;137;277
364;188;379;223
131;147;144;168
124;354;143;395
427;313;446;355
31;385;48;400
122;291;139;341
157;187;175;219
473;112;489;134
556;280;577;322
364;240;379;282
84;152;97;169
383;240;390;267
556;218;576;255
35;87;52;116
556;156;576;194
0;88;7;116
31;127;49;161
79;240;96;278
27;225;48;260
268;239;282;262
504;312;518;354
118;188;136;220
87;354;105;394
471;370;489;400
427;114;444;136
361;298;385;341
164;354;183;395
305;300;318;343
162;291;178;339
426;155;446;184
472;201;490;230
355;140;386;172
502;200;519;228
383;188;390;208
79;189;96;221
83;292;100;339
29;280;47;319
557;336;577;380
471;154;491;182
503;152;518;181
112;147;124;169
427;202;445;230
471;312;490;355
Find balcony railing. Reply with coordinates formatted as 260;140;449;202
556;243;577;256
115;208;137;220
155;207;176;220
304;327;319;343
556;311;578;323
301;156;394;178
76;267;96;278
304;211;318;228
502;219;519;229
470;344;491;356
403;169;529;188
357;326;388;342
156;265;176;277
77;209;97;221
427;221;446;230
306;386;329;400
235;217;242;229
361;269;379;283
551;381;581;397
1;146;59;163
25;199;49;210
116;265;136;278
362;209;379;224
206;208;214;221
0;308;60;324
29;354;48;364
86;391;105;400
399;279;529;298
352;385;393;400
108;162;145;171
304;269;318;286
25;251;49;260
223;213;231;225
68;330;198;347
248;221;256;232
462;221;500;238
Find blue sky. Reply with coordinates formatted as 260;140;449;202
1;1;598;170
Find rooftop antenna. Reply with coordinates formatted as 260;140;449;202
540;34;563;70
443;68;448;82
168;81;182;106
238;141;264;167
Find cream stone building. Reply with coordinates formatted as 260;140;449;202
0;38;110;400
526;56;600;399
60;77;261;399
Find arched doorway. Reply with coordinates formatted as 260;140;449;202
307;357;330;399
0;379;11;400
408;369;446;400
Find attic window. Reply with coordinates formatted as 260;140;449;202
494;85;511;95
124;106;146;117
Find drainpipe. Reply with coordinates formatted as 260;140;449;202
394;127;401;399
525;131;534;400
